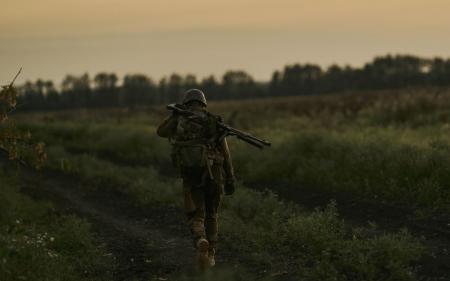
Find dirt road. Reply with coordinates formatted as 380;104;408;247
22;172;211;280
20;167;450;281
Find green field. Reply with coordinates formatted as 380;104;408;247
2;87;450;280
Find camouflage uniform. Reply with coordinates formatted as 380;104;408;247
156;92;234;259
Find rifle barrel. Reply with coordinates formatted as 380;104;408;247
220;124;271;147
235;135;264;149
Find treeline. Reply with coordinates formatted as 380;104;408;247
18;54;450;110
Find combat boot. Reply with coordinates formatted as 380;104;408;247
208;248;215;267
195;238;209;271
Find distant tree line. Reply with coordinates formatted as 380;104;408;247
17;54;450;110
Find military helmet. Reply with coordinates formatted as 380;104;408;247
182;89;207;107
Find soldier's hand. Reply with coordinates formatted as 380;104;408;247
224;179;235;196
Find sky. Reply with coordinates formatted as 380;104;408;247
1;0;449;84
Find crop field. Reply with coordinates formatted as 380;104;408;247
2;87;450;280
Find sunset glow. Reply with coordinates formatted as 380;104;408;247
1;0;449;83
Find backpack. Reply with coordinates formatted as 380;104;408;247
172;143;208;169
170;112;223;171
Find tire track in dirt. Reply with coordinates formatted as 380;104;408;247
21;171;199;281
18;166;289;281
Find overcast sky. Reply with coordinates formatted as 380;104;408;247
1;0;449;84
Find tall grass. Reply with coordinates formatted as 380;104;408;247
45;145;180;206
18;122;170;167
24;115;450;211
234;127;450;211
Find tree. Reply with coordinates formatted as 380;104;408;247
167;74;184;103
269;70;282;96
21;81;45;110
61;73;91;108
360;55;427;89
93;72;118;107
200;75;220;100
279;63;322;95
158;77;168;104
44;80;60;109
184;74;198;90
429;58;450;86
122;74;157;107
221;70;256;99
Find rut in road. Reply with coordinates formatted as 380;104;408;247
21;172;218;281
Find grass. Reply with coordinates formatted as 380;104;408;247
45;145;180;206
8;87;450;280
0;166;114;281
234;127;450;211
40;144;425;280
21;111;450;212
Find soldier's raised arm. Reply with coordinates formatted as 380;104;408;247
156;114;178;138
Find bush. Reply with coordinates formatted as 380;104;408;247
222;193;423;281
235;128;450;211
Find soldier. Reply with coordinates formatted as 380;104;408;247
156;89;235;270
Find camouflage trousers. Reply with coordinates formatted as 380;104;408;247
182;164;224;251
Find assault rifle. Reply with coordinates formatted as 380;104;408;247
166;103;271;149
